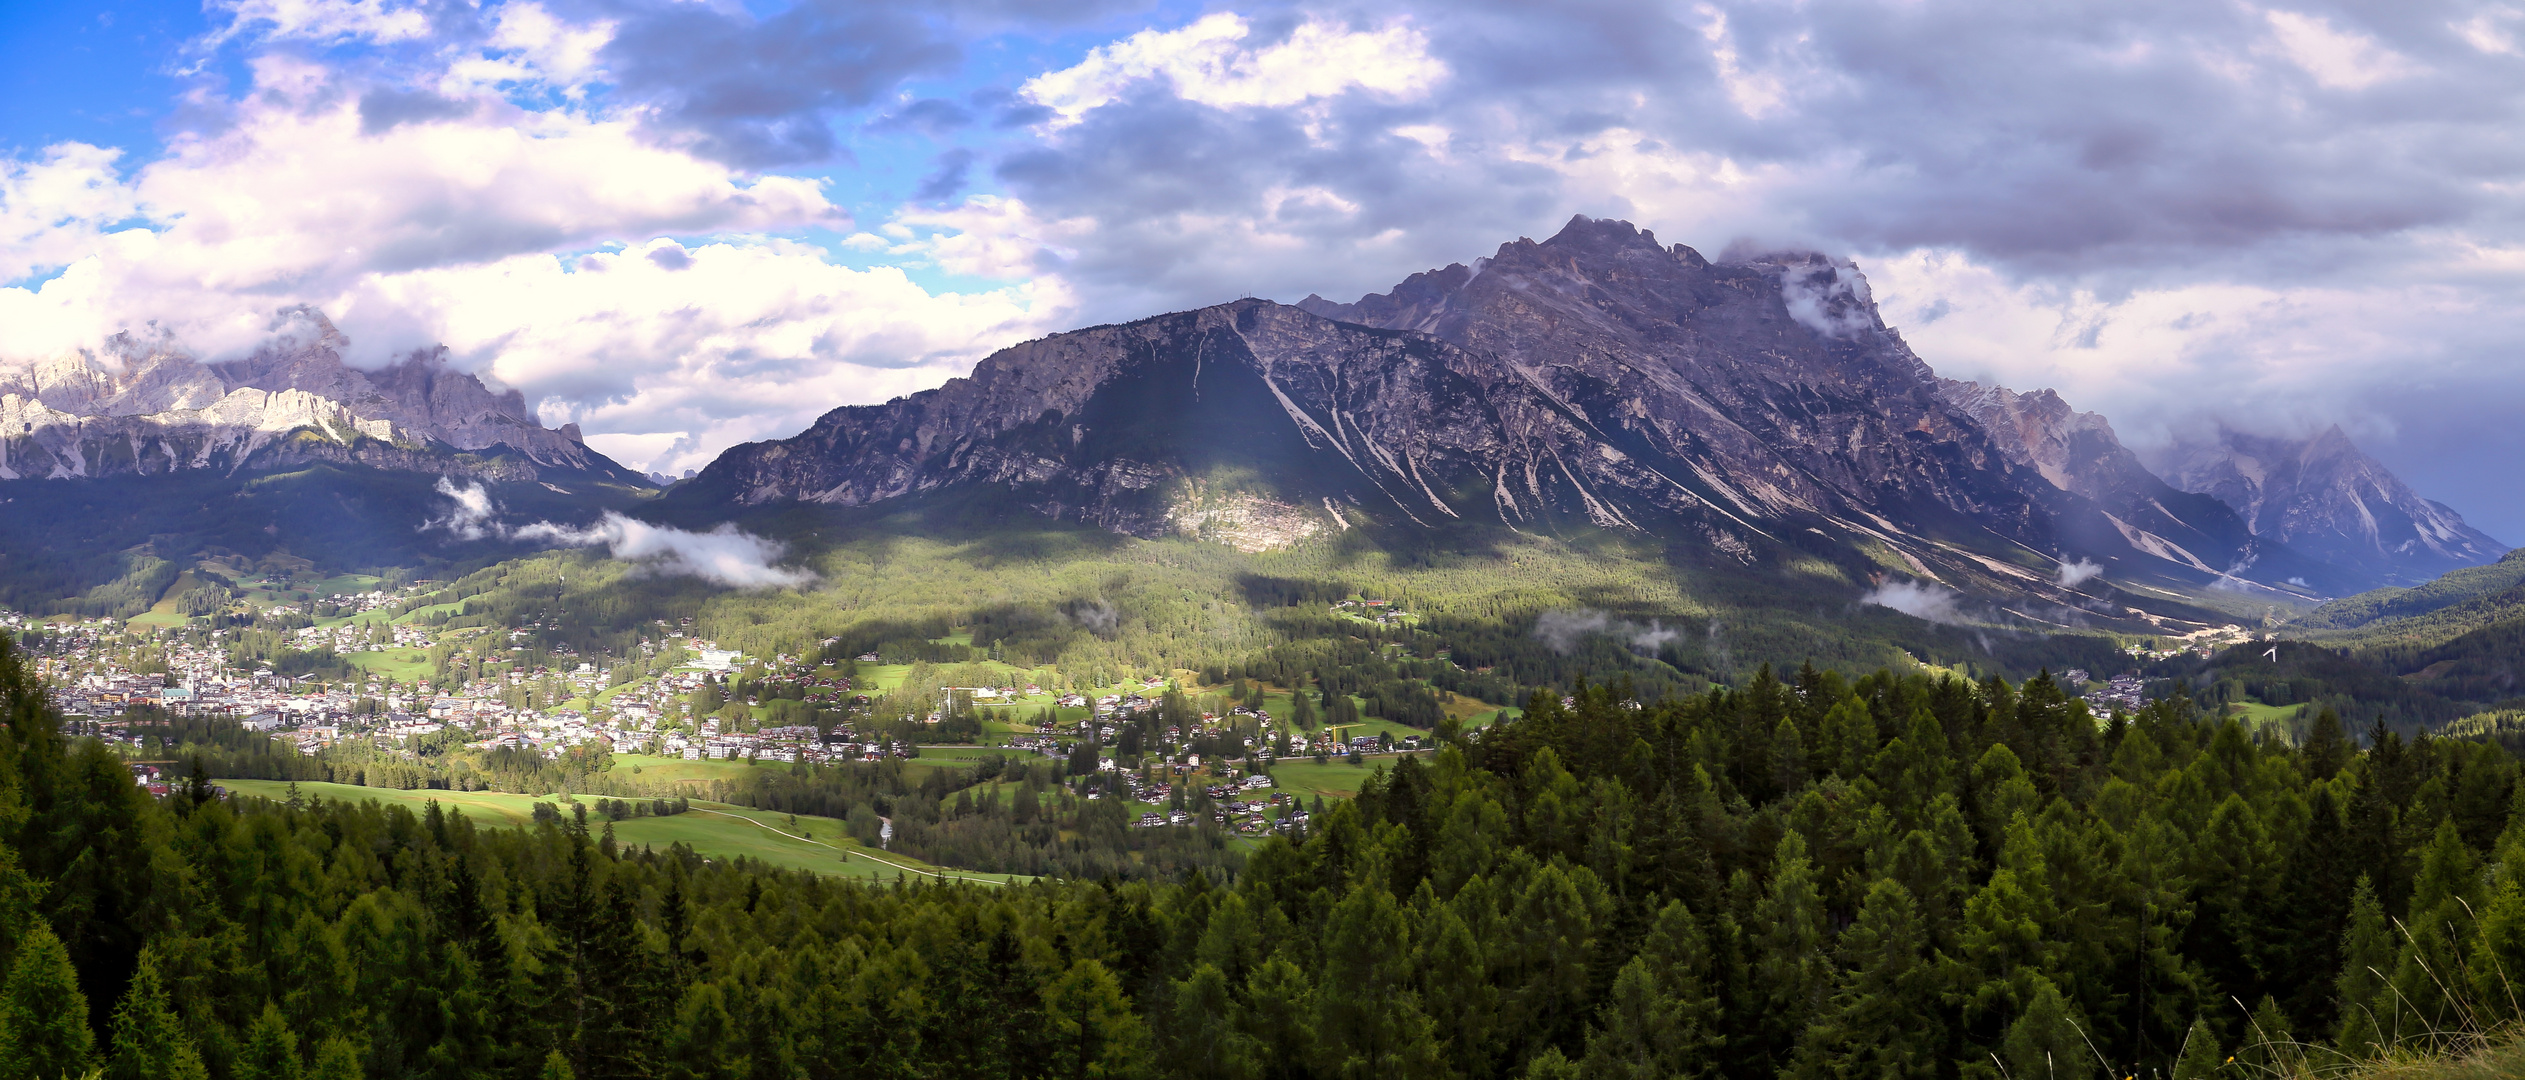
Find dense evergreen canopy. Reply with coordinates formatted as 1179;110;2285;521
2;640;2523;1079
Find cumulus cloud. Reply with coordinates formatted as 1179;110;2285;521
1533;609;1683;655
1020;13;1446;127
513;514;817;589
2056;558;2105;589
1861;579;1967;625
0;48;1064;476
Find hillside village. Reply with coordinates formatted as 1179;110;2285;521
3;581;1435;840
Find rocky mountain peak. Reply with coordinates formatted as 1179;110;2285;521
2148;425;2506;585
0;309;624;483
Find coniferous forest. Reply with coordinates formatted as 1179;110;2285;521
5;638;2525;1079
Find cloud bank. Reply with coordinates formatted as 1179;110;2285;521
424;480;814;589
1533;609;1684;655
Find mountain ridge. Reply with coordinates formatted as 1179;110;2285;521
2146;424;2505;586
0;309;638;485
685;216;2333;628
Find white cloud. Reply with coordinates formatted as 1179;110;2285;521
206;0;433;48
353;237;1066;474
1862;579;1967;624
2264;9;2415;90
0;59;842;364
422;476;499;540
424;478;815;587
2056;558;2105;588
1021;13;1446;127
515;513;817;589
1861;243;2511;451
0;144;136;284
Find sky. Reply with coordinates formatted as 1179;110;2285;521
5;1;2525;539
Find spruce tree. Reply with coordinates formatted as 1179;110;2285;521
107;948;207;1080
0;923;93;1080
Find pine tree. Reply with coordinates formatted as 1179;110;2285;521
2237;995;2296;1075
1047;958;1153;1079
1626;900;1721;1076
236;1002;306;1080
0;923;93;1080
1241;955;1315;1080
2334;878;2393;1057
2170;1017;2224;1080
308;1038;364;1080
1312;887;1442;1079
2384;819;2482;1040
1164;964;1257;1080
2000;976;2092;1080
107;948;207;1080
1788;877;1941;1080
1517;1048;1579;1080
1753;832;1831;1060
2302;708;2350;781
1580;959;1682;1080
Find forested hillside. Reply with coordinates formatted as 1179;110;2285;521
5;639;2525;1078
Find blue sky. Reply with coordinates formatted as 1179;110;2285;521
7;0;2525;544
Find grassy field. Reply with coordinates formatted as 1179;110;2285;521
129;569;200;630
2226;700;2307;730
609;753;792;787
218;779;1024;884
344;649;437;682
1260;756;1427;800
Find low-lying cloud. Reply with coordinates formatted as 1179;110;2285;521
1533;608;1684;655
423;480;815;589
513;514;816;590
2056;558;2104;588
1860;579;1967;625
1061;598;1122;639
422;477;500;540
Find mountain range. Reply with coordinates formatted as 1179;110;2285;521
0;309;633;484
0;216;2504;634
686;216;2496;610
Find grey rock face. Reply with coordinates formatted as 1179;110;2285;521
0;310;627;483
695;215;2390;601
1297;218;2042;539
1936;379;2350;590
704;217;2123;588
2149;426;2506;586
703;299;1754;547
